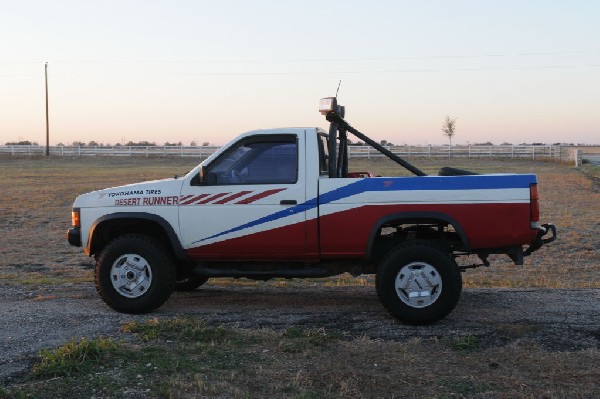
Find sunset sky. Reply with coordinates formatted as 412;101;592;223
1;1;599;146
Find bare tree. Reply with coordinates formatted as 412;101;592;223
441;116;457;146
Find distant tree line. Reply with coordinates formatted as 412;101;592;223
3;139;585;147
4;140;39;145
52;140;213;147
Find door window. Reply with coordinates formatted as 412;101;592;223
205;136;298;185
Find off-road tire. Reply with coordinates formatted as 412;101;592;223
95;234;176;314
376;241;462;324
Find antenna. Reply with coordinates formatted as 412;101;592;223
335;80;342;98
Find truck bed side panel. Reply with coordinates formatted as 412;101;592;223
318;174;537;256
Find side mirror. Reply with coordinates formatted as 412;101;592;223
198;165;207;184
198;166;218;185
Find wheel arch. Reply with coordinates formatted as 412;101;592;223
86;212;188;261
365;211;471;259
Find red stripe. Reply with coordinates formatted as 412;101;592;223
318;203;536;256
213;191;253;205
235;188;286;204
181;194;210;205
198;192;230;204
186;219;319;261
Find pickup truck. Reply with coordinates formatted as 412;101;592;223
67;97;556;324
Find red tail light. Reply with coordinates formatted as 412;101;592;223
530;184;539;223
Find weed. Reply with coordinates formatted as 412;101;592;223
280;327;342;353
122;317;231;344
447;335;479;351
31;337;118;377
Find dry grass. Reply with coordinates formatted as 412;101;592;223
1;155;598;289
7;317;598;398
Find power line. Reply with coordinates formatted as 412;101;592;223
1;50;599;65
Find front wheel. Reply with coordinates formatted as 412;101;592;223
95;234;176;314
376;241;462;324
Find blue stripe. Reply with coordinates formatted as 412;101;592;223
193;174;536;244
319;174;536;204
193;199;317;244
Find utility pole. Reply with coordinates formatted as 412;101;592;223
45;62;50;157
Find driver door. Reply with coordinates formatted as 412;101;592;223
179;132;315;260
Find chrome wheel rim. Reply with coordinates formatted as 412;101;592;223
110;254;153;298
394;262;442;308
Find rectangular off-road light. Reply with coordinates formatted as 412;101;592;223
319;97;337;115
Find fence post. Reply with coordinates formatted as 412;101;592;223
573;150;581;167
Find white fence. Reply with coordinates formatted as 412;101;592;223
0;144;566;160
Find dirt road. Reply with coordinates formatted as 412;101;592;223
1;282;598;383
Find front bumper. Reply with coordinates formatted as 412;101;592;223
67;227;81;247
524;223;557;256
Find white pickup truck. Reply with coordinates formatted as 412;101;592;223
67;98;556;324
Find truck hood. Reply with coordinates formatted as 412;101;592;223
72;178;184;208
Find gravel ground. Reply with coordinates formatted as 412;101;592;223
1;283;598;384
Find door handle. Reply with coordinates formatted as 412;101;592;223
280;200;297;205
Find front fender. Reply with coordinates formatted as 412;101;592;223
86;212;188;261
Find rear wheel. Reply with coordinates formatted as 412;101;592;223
95;234;176;314
376;241;462;324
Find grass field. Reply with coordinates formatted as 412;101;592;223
1;155;598;289
1;155;599;398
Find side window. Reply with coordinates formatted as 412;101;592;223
318;134;329;176
205;137;298;185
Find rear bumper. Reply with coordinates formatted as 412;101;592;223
67;227;81;247
524;223;557;256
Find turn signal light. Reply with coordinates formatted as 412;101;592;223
72;209;81;227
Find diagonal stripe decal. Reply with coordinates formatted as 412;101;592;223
192;198;316;244
235;188;286;204
214;191;253;204
190;174;538;245
197;193;230;204
181;194;211;205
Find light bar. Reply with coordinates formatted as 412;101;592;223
319;97;337;115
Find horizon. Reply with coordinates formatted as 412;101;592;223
1;1;599;146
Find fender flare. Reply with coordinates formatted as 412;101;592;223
86;212;188;261
365;211;471;258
